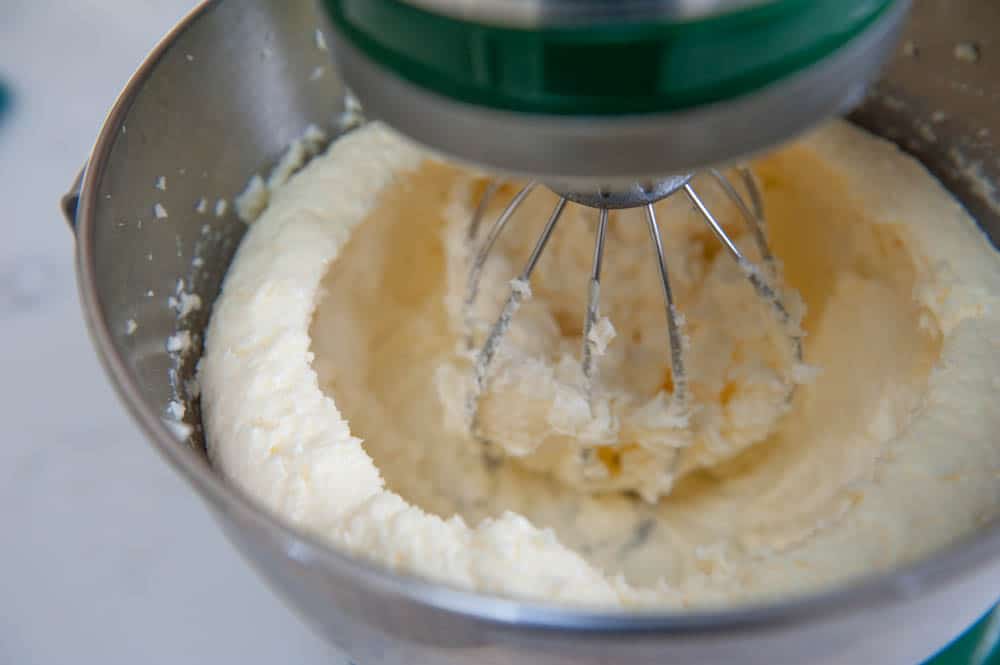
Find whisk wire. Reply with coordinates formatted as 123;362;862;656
472;197;568;403
644;203;689;409
737;166;766;224
708;168;775;269
684;180;802;363
467;180;503;242
466;181;536;315
684;183;793;328
581;209;609;404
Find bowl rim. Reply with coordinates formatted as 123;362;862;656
74;0;1000;635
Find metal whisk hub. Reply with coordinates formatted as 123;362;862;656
550;175;693;210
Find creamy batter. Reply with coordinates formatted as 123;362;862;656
200;121;1000;608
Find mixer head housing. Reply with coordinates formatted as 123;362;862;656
322;0;911;183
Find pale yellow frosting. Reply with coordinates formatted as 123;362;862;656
200;121;1000;608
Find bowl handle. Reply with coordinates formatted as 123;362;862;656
61;164;85;230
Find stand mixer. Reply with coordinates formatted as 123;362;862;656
319;0;909;450
61;0;1000;663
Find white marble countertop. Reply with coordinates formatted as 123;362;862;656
0;2;341;662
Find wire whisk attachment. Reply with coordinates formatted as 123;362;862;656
462;168;803;472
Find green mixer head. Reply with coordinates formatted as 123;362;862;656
322;0;910;181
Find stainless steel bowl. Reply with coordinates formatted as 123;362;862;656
63;1;1000;663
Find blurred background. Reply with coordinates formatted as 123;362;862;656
0;2;339;662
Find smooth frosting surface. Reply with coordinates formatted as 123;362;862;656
200;121;1000;608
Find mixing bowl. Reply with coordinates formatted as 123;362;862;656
62;1;1000;663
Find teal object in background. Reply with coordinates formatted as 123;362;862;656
925;606;1000;665
0;80;10;122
